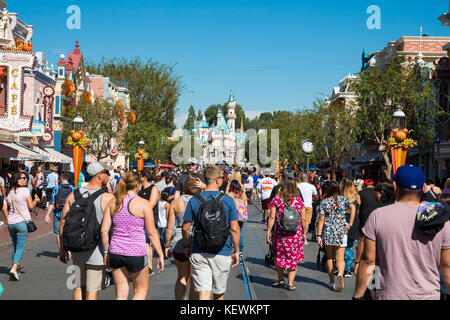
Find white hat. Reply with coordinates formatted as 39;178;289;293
186;157;198;165
87;162;107;177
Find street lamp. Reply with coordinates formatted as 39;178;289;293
392;106;406;130
301;139;315;174
139;139;145;148
73;112;84;131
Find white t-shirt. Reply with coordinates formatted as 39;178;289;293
297;182;317;208
157;200;168;228
257;178;277;200
0;176;5;197
247;176;254;187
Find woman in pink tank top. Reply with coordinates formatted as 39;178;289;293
101;171;164;300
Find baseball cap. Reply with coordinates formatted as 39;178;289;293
392;165;425;190
364;179;374;187
87;162;108;177
186;157;197;165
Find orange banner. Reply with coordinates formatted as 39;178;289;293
72;146;84;189
391;147;408;174
137;158;144;171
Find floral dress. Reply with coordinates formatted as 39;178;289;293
271;196;305;270
319;196;351;246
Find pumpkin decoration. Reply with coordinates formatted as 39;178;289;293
128;112;136;124
83;91;92;104
23;42;33;52
117;99;123;107
395;131;407;142
66;129;90;149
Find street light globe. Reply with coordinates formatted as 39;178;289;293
138;140;145;147
392;107;406;129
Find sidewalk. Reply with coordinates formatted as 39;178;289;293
0;207;53;252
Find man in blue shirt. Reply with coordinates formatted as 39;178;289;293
45;172;76;253
182;166;240;300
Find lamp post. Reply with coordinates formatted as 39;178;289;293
70;113;87;189
392;106;406;131
136;139;146;172
301;139;315;174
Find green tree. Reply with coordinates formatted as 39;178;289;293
184;105;196;129
86;57;183;161
351;56;441;178
196;109;203;121
62;97;124;162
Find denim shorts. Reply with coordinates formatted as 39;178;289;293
53;214;61;235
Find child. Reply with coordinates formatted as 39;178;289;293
158;190;170;252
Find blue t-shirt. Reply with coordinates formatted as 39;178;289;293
163;186;176;204
46;172;59;189
183;191;238;256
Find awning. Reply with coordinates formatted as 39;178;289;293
42;148;73;164
31;146;54;163
351;152;384;164
0;142;47;161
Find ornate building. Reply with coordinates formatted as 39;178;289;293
190;91;247;166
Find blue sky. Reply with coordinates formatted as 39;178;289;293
11;0;450;127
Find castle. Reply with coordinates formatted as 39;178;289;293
190;91;247;166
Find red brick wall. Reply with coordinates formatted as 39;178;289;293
400;40;448;53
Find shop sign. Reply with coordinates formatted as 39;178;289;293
15;120;45;137
0;50;35;132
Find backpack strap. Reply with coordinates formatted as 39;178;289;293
214;192;226;203
194;194;206;206
74;189;82;201
89;189;105;202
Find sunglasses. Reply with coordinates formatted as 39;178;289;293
20;176;28;180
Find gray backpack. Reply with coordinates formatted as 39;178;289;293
278;199;300;234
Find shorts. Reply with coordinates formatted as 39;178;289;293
173;251;189;262
190;253;232;295
109;254;148;274
53;214;61;235
72;261;105;292
304;207;313;225
261;198;271;210
46;188;54;200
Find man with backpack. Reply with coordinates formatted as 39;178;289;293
45;172;76;253
59;162;115;300
182;165;240;300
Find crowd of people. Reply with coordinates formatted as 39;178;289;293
0;159;449;301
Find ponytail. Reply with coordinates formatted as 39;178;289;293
114;179;127;215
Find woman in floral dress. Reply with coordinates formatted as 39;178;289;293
317;181;355;292
267;175;306;291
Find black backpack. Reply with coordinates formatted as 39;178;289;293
55;184;72;209
193;192;229;254
278;199;300;235
62;189;105;252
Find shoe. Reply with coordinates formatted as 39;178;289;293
328;282;334;289
334;270;338;276
9;268;19;281
149;268;155;276
344;271;352;278
0;221;4;227
333;274;344;292
304;240;309;245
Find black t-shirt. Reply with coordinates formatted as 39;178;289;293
358;188;377;217
175;172;206;195
359;202;389;235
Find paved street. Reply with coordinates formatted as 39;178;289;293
0;201;355;300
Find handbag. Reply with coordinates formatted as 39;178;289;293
10;193;37;233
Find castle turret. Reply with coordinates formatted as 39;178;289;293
226;89;236;131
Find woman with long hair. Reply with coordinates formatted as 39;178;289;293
33;166;45;208
354;179;395;276
267;175;307;291
164;173;201;300
227;180;248;256
101;171;164;300
317;180;355;292
339;177;361;278
2;172;39;280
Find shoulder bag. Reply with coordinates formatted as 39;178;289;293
10;192;37;233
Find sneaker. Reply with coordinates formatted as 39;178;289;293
9;268;19;281
344;271;352;278
304;240;309;245
0;221;4;227
328;282;334;289
149;268;155;276
333;274;344;292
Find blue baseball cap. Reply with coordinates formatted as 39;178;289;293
392;165;425;190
